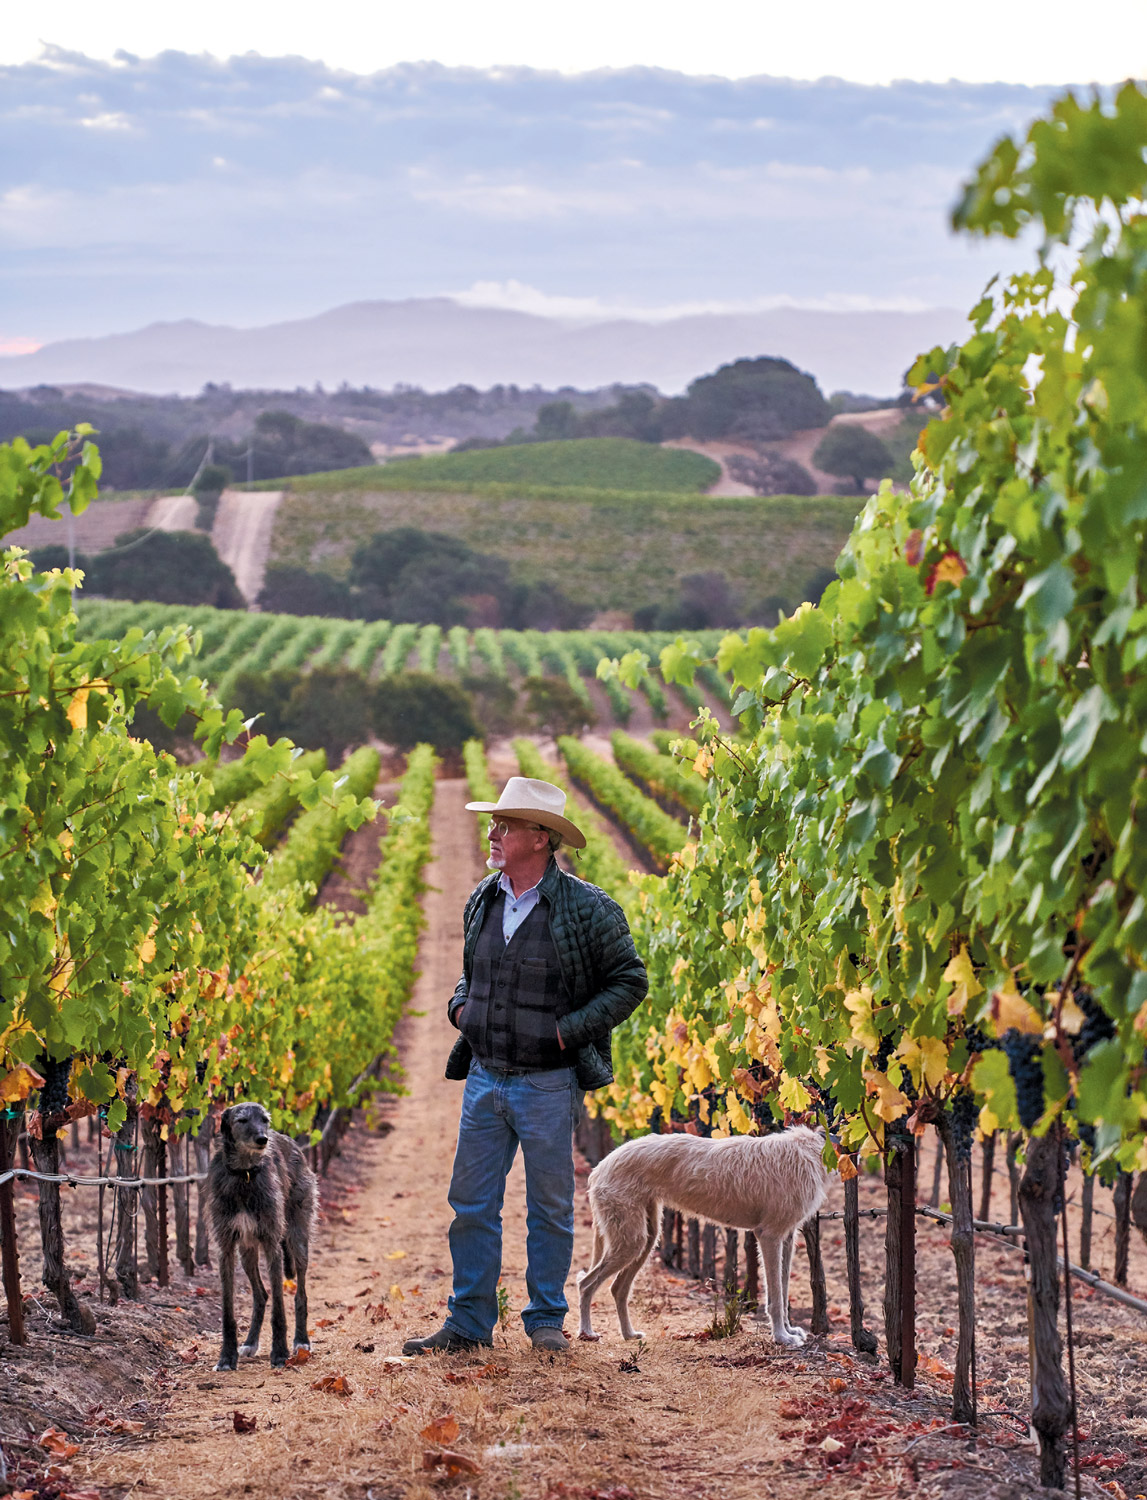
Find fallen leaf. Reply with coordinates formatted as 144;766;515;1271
284;1347;311;1367
423;1449;481;1477
283;1278;297;1294
381;1356;412;1374
194;1287;209;1297
421;1415;460;1445
828;1378;847;1393
312;1373;353;1396
384;1249;407;1260
389;1284;405;1302
39;1427;79;1459
177;1345;199;1365
821;1437;845;1453
232;1411;257;1434
314;1318;336;1328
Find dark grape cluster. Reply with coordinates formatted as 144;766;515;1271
1002;1030;1044;1130
1077;1119;1097;1153
1071;986;1116;1062
963;1022;998;1055
195;1058;208;1084
36;1053;72;1116
948;1088;978;1164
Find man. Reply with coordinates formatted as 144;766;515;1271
403;776;648;1356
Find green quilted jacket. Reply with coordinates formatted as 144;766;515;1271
445;859;648;1090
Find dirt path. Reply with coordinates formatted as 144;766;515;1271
64;777;1145;1500
147;494;198;532
212;490;283;607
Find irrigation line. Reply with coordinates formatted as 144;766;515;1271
0;1167;205;1190
814;1206;1147;1316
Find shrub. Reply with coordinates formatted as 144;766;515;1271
522;675;598;739
350;527;505;624
372;671;480;751
812;424;892;491
284;668;374;760
726;454;818;496
257;564;354;617
87;529;244;608
683;357;830;442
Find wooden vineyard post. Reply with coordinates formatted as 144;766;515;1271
884;1123;916;1385
1113;1173;1131;1287
0;1108;26;1346
660;1207;676;1269
701;1223;717;1283
929;1130;944;1208
674;1212;683;1270
156;1133;169;1288
802;1214;829;1335
29;1121;95;1334
170;1133;194;1277
844;1173;877;1353
900;1127;917;1390
1079;1171;1094;1271
937;1109;976;1424
687;1218;701;1279
743;1228;759;1309
723;1227;739;1300
1006;1132;1021;1225
979;1132;996;1223
140;1113;160;1281
194;1114;213;1268
1019;1127;1071;1490
1132;1173;1147;1251
114;1107;139;1298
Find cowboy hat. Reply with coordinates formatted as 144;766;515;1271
465;775;586;850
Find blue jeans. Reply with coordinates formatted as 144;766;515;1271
445;1059;581;1342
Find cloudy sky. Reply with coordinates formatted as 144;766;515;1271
2;3;1142;351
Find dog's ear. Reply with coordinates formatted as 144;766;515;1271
220;1107;234;1140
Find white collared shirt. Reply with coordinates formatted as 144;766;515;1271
498;871;542;943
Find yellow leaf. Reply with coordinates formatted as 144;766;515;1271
778;1076;811;1112
864;1069;909;1123
389;1283;405;1301
384;1249;406;1261
1058;995;1087;1036
29;883;57;919
979;1103;1000;1137
726;1094;753;1134
838;1155;858;1182
66;688;89;732
138;937;157;967
843;986;879;1053
0;1063;47;1104
942;945;983;1017
722;919;737;941
897;1034;950;1092
991;978;1043;1036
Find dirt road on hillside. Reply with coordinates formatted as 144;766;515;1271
212;490;283;605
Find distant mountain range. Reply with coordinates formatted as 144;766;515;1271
0;298;967;399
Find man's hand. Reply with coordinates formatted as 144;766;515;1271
556;1021;565;1051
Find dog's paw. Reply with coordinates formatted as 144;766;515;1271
772;1327;806;1348
577;1330;601;1342
214;1357;238;1372
270;1351;289;1368
238;1343;259;1358
293;1340;311;1353
621;1330;646;1342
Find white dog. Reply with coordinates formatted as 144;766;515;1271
577;1124;828;1347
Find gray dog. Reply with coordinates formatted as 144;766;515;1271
207;1102;317;1371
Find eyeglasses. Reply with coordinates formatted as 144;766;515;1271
487;818;545;838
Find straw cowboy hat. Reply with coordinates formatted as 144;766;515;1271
465;776;586;850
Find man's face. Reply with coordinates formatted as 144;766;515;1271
487;817;547;873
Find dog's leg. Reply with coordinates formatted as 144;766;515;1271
265;1244;289;1367
215;1238;239;1371
290;1235;310;1352
577;1224;606;1341
757;1231;806;1347
238;1244;266;1357
781;1231;798;1335
611;1204;659;1342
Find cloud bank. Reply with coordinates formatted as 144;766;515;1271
0;51;1057;346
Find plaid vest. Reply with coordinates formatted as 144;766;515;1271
458;891;568;1072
